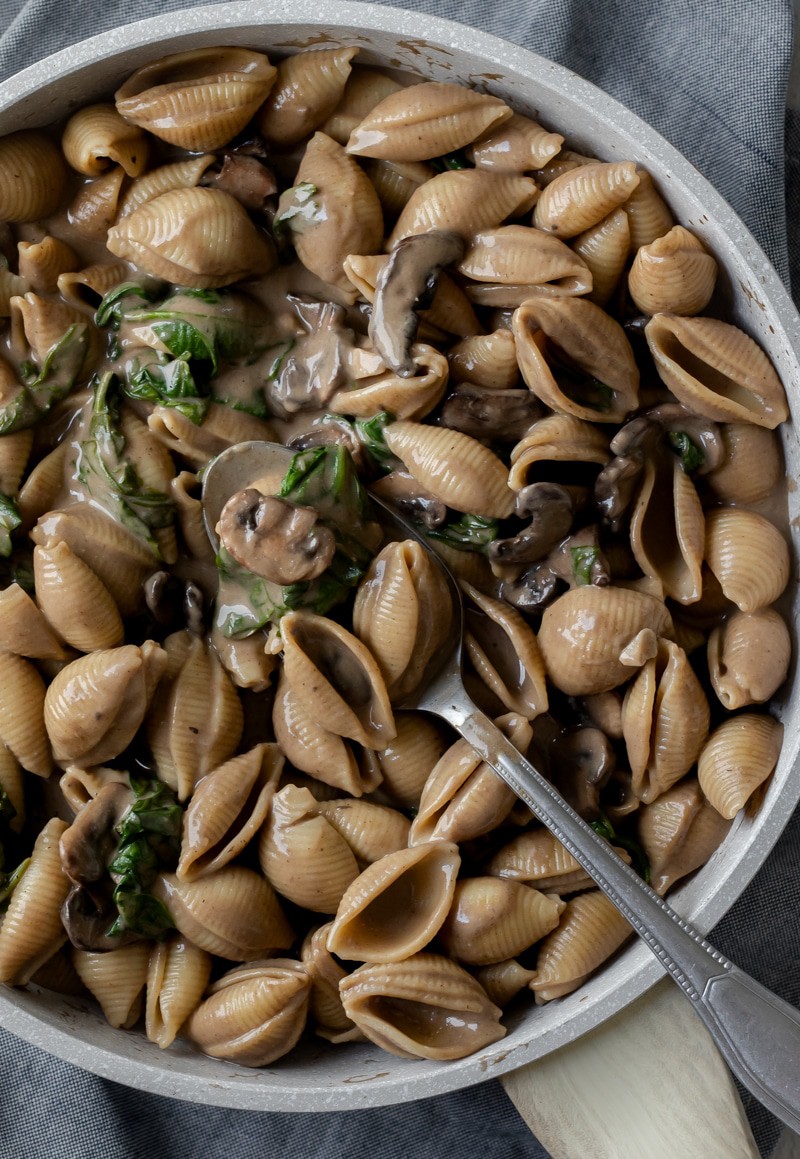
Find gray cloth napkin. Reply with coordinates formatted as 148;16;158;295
0;2;797;1157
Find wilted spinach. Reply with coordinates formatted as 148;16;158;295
427;512;499;553
107;777;182;941
0;324;89;435
668;430;705;473
0;494;21;557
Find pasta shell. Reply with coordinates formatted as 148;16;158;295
462;581;548;718
376;711;450;809
0;583;65;660
330;343;449;421
177;744;283;881
439;877;564;965
272;670;375;796
361;158;434;218
628;452;704;604
59;763;130;815
316;799;410;866
12;293;96;369
697;714;783;820
321;66;402;144
0;267;29;317
0;743;24;832
708;608;791;710
67;167;126;240
487;828;590;893
147;401;276;468
508;412;610;493
471;112;563;173
513;297;639;423
115;47;277;151
572;208;631;307
347;81;511;161
62;104;149;178
31;505;155;615
284;132;383;299
33;541;124;653
628;226;717;316
258;784;359;913
533;161;640;238
534;149;597;186
327;841;460;962
210;627;278;693
409;713;531;845
73;943;150;1029
475;958;538;1007
389;170;539;246
118;154;216;218
153;866;294;960
705;423;782;506
0;818;69;984
171;471;216;565
57;262;130;313
0;651;52;775
537;585;673;696
704;507;788;612
301;923;363;1043
17;236;79;294
636;778;732;895
448;328;519;389
258;47;359;145
644;313;788;428
146;935;212;1049
107;187;276;289
0;131;69;221
384;419;514;518
339;952;505;1060
45;641;167;767
29;946;87;996
353;539;451;702
622;169;674;250
459;226;592;301
146;630;243;801
186;959;310;1067
621;638;710;803
531;891;632;1002
280;610;395;750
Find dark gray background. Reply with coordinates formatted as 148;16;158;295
0;2;797;1157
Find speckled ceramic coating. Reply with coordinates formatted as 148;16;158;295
0;0;797;1113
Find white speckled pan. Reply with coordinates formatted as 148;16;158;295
0;0;797;1113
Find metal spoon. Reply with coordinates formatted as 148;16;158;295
203;441;800;1134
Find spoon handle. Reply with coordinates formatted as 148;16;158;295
431;694;800;1134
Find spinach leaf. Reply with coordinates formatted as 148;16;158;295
430;150;471;172
76;372;174;552
571;545;600;586
0;858;28;907
107;777;182;941
590;810;651;884
273;181;321;241
353;411;398;472
0;324;89;435
0;493;21;557
668;430;705;473
427;512;498;553
123;354;208;425
95;281;160;330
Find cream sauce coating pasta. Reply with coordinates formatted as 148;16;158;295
0;42;789;1071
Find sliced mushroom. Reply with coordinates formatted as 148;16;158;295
61;883;137;951
144;573;205;633
549;726;615;819
202;137;277;214
370;470;448;529
594;452;643;533
59;781;134;886
440;385;541;441
288;414;365;465
269;295;355;417
216;489;336;585
369;229;465;376
546;525;610;589
500;565;560;612
488;482;573;566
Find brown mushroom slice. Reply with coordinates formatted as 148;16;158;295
340;952;505;1060
327;841;460;962
439;877;565;965
370;471;447;530
153;866;293;961
280;610;395;750
369;230;465;376
59;781;133;886
461;581;548;719
440;384;542;442
216;489;335;585
622;638;710;804
409;712;531;845
177;744;283;881
488;483;574;569
636;779;732;895
549;725;615;819
629;450;704;605
186;959;310;1067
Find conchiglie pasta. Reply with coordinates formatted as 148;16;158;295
258;47;359;145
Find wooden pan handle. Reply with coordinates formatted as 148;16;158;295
500;978;759;1159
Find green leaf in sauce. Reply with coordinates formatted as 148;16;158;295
124;354;209;425
353;411;398;472
668;430;705;473
570;545;600;586
273;181;322;241
427;512;499;553
0;324;89;436
107;777;181;941
95;281;161;330
430;150;471;172
0;493;21;557
76;372;175;553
